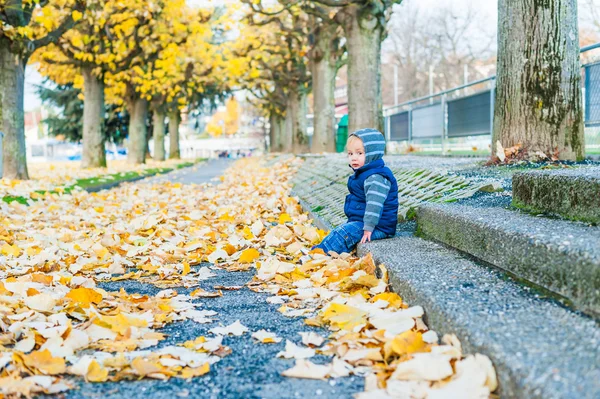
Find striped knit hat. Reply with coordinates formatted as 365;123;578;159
349;128;386;164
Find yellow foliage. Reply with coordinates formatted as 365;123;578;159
391;331;429;356
239;248;260;263
65;287;103;306
205;98;240;137
321;303;367;331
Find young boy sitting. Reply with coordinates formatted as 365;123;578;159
313;128;398;255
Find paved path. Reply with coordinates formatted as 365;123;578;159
68;159;363;399
142;158;235;185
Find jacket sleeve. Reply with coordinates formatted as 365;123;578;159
363;174;391;232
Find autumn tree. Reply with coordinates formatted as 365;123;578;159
147;7;225;160
36;0;160;168
1;0;85;179
245;1;345;152
103;0;207;164
493;0;584;161
241;3;311;153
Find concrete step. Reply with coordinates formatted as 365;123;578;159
416;203;600;316
513;166;600;224
357;236;600;399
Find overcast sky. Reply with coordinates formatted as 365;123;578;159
23;0;596;111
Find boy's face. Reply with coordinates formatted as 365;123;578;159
347;139;366;169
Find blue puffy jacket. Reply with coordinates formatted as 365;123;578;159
344;158;399;236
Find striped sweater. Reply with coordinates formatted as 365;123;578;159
363;174;392;232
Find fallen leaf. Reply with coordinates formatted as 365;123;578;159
179;363;210;379
281;359;330;380
252;330;282;344
65;287;103;306
322;303;367;332
19;349;66;375
277;340;315;359
239;248;260;263
299;332;325;347
391;331;429;356
209;320;248;336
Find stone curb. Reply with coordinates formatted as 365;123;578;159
513;167;600;224
416;203;600;316
357;237;600;399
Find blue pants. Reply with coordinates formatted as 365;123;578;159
313;221;393;254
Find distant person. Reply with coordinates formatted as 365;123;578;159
312;129;398;254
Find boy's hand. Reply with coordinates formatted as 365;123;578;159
360;230;372;244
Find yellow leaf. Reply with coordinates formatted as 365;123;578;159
370;292;403;309
72;10;83;22
279;213;292;224
131;357;164;376
321;303;367;331
1;243;21;257
100;313;147;335
223;243;237;256
179;363;210;379
391;330;429;356
93;245;109;259
87;360;109;382
181;262;191;276
219;212;234;222
65;287;103;306
239;248;260;263
19;349;66;375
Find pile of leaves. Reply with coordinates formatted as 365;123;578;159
488;140;561;164
0;156;497;397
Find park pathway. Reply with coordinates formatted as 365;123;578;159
69;158;363;399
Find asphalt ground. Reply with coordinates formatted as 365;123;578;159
66;158;364;399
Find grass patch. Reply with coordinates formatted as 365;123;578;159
2;195;29;205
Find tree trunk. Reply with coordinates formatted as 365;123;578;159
269;113;278;152
153;109;166;161
311;25;338;153
281;106;293;153
342;6;384;134
81;67;106;168
291;90;309;153
168;109;181;159
494;0;584;161
127;96;148;164
0;44;29;179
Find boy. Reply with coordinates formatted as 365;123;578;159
314;128;398;255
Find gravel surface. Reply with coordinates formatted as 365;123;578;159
67;158;364;399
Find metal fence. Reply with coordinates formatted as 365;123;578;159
384;43;600;156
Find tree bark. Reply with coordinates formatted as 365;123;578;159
0;44;29;179
311;25;338;153
291;90;309;153
341;6;384;134
281;106;293;153
168;109;181;159
152;109;166;161
269;113;278;152
494;0;584;161
127;96;148;164
81;67;106;168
